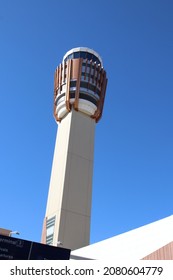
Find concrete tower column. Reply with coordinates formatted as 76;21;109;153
42;47;107;250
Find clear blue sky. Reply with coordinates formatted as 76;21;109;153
0;0;173;245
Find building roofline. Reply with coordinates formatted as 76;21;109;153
63;47;103;66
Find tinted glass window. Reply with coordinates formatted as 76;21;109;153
69;91;75;98
65;51;101;65
80;81;88;88
74;52;80;58
70;80;77;87
92;55;96;62
80;51;87;59
86;53;92;61
68;54;73;59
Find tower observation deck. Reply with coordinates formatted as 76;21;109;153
42;47;107;250
54;47;107;122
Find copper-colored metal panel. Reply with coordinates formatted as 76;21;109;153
54;72;58;99
96;75;107;122
54;68;57;91
71;59;80;79
91;70;107;122
54;106;61;122
65;59;71;112
53;95;61;122
63;61;66;83
41;218;47;244
142;241;173;260
53;70;57;121
59;63;62;87
57;66;60;89
53;68;61;122
74;58;82;110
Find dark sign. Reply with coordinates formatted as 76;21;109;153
0;235;71;260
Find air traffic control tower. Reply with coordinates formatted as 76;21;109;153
41;47;107;250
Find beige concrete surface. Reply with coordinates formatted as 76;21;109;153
45;108;95;250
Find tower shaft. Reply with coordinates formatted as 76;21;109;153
42;109;95;250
